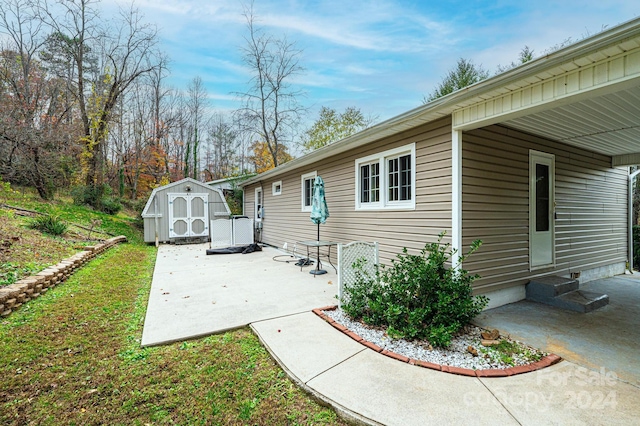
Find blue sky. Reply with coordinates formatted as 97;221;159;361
106;0;639;124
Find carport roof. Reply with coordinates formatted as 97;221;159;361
242;16;640;188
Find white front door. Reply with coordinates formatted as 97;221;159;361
168;193;209;238
529;151;555;268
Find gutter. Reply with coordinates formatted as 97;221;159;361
240;16;640;188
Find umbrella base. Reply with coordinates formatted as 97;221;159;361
309;269;327;275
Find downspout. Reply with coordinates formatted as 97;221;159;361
451;129;462;268
628;168;640;272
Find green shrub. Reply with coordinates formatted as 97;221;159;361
99;197;122;215
121;198;147;214
28;214;68;236
634;225;640;270
341;233;488;348
71;184;122;215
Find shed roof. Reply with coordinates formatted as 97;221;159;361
241;16;640;188
141;177;226;218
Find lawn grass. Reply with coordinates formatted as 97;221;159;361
0;243;348;425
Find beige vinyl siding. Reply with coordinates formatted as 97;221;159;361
462;124;627;293
245;117;453;264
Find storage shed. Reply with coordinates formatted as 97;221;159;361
141;177;231;244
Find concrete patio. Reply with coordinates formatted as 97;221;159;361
141;243;338;346
141;243;640;425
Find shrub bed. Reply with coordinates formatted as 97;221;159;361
341;233;488;348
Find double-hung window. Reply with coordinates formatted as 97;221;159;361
301;171;317;212
360;162;380;203
387;153;412;202
355;143;415;210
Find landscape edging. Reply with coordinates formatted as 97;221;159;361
312;305;562;377
0;236;127;318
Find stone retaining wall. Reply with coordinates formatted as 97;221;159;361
0;236;127;318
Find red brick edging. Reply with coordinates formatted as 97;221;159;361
312;305;562;377
0;236;127;318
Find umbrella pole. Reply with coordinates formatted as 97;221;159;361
317;222;321;272
310;222;327;275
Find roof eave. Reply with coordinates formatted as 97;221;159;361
240;16;640;188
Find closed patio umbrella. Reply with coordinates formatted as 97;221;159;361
310;176;329;275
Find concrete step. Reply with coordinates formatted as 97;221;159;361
554;290;610;313
526;276;579;302
526;275;609;313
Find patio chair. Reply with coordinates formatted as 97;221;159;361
337;241;379;308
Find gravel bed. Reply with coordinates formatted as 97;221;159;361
324;308;547;370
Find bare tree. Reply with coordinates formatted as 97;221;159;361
38;0;161;202
0;0;76;199
234;3;305;168
203;114;238;180
185;75;208;179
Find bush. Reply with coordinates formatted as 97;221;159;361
99;197;122;215
341;233;488;348
121;198;147;215
71;184;121;215
634;225;640;270
28;214;68;236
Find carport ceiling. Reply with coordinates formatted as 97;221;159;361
503;85;640;161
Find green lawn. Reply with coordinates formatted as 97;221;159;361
0;239;348;425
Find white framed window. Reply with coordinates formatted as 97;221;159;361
355;143;415;210
301;171;317;212
272;181;282;196
255;187;263;221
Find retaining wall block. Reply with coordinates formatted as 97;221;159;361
0;288;13;304
0;235;127;319
19;278;38;290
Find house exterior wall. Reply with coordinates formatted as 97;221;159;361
143;181;230;243
461;124;628;294
244;117;453;263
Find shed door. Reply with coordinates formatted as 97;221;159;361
529;151;555;268
168;193;209;238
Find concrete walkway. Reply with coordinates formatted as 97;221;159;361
143;245;640;424
252;311;640;425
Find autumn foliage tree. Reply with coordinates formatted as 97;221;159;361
249;140;292;173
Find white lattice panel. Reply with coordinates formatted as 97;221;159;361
210;219;232;247
233;217;254;245
338;241;378;307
